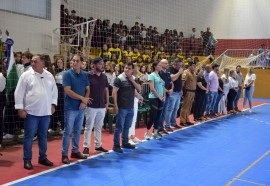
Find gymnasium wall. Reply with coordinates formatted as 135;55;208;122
0;0;61;54
64;0;270;39
0;0;269;54
241;68;270;99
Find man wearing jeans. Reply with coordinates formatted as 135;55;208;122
112;62;141;153
203;65;211;118
234;65;243;112
62;55;90;164
158;59;174;133
165;58;183;129
82;57;109;156
15;54;58;170
206;63;219;117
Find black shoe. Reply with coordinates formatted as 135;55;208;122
71;152;87;159
122;143;136;149
95;146;109;153
113;146;123;153
174;125;182;129
24;160;33;170
62;156;70;164
182;123;189;126
186;122;194;126
180;122;185;126
38;158;53;166
165;127;173;132
82;147;90;156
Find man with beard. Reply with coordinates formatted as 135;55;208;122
82;57;109;156
112;62;142;153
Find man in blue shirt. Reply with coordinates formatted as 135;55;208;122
62;55;91;164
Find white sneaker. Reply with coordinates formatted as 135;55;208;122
152;133;162;140
132;137;142;144
128;139;136;145
249;109;252;113
48;129;57;135
3;133;14;139
144;132;150;140
18;133;24;139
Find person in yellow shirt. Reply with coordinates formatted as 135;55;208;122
123;46;134;58
142;49;151;61
131;47;140;61
176;49;184;60
99;44;111;61
108;42;121;62
155;46;166;59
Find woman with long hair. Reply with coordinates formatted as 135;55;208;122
50;57;65;134
219;68;230;114
104;61;113;95
139;65;148;83
193;68;208;121
243;67;256;112
128;64;144;145
110;64;122;87
144;61;165;140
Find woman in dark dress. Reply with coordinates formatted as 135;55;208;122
193;68;208;121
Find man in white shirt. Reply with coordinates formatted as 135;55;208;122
14;54;58;170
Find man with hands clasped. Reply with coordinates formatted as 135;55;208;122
61;55;91;164
15;54;58;170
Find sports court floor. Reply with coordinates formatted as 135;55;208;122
3;101;270;186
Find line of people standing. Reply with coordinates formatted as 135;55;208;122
1;52;257;169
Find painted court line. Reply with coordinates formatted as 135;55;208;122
4;103;268;185
226;150;270;186
236;178;266;186
2;151;112;186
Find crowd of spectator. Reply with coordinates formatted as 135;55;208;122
60;4;218;59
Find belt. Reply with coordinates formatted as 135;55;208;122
173;90;180;93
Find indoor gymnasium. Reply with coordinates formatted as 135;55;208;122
0;0;270;185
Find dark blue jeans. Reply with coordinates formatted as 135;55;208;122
113;108;134;147
23;114;50;161
214;93;223;114
207;91;218;115
158;94;170;131
62;109;85;156
233;87;242;109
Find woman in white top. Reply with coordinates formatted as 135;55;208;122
110;64;122;87
243;67;256;112
227;70;239;113
219;68;230;114
104;62;113;95
129;64;144;145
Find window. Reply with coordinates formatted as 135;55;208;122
0;0;51;20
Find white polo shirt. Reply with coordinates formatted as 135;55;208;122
0;73;6;92
15;68;58;116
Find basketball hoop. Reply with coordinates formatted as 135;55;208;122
52;27;80;47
